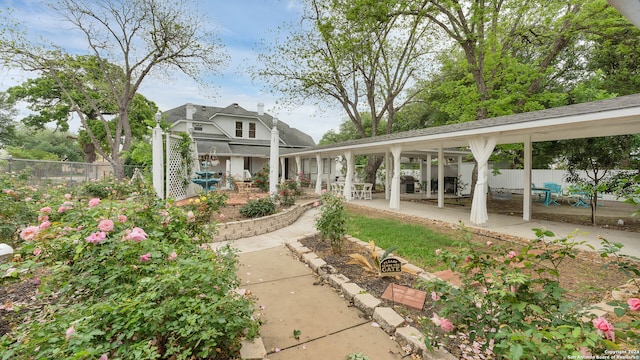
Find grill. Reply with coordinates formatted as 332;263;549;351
400;175;417;193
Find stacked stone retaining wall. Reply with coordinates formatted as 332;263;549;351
212;200;317;242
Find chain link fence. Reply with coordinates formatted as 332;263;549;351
0;157;148;188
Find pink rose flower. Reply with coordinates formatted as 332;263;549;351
431;292;441;301
592;317;615;342
24;197;32;202
486;241;493;247
99;354;108;360
139;252;151;262
430;313;441;326
507;251;518;259
33;248;42;256
439;317;454;332
168;251;177;261
98;219;114;232
65;326;75;340
20;226;40;241
64;193;72;200
187;211;195;222
39;221;51;230
88;198;101;208
58;206;67;213
219;213;225;219
118;215;127;223
85;231;107;244
39;206;52;213
628;298;640;311
126;227;147;242
313;201;319;207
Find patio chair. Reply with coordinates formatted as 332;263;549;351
361;183;373;200
543;182;562;206
351;184;362;200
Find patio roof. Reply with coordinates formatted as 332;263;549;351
287;94;640;157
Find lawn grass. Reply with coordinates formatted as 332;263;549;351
346;210;464;271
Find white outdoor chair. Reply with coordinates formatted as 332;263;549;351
361;183;373;200
351;184;361;199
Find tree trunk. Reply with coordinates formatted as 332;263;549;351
364;156;383;190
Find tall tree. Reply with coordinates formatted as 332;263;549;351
4;125;84;161
0;92;17;148
1;0;226;179
255;0;434;184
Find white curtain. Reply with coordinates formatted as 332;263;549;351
343;151;355;200
469;136;497;225
389;145;402;210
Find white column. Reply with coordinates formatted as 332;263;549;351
438;146;444;208
523;136;532;221
295;156;301;181
385;150;391;200
152;117;164;199
343;151;355;200
315;153;323;194
389;145;402;210
426;154;432;198
269;118;279;196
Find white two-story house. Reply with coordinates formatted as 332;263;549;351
164;103;316;181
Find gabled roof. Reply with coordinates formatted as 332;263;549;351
163;103;315;148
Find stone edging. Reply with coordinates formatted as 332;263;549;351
285;233;457;360
212;200;318;242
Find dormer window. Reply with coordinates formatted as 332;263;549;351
249;122;256;138
194;123;203;131
235;121;243;137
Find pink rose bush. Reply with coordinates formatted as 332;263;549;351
139;252;151;262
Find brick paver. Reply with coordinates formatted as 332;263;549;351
381;283;426;310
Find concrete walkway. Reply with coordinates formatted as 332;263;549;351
215;198;639;359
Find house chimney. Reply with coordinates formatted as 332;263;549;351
257;103;264;116
185;103;196;120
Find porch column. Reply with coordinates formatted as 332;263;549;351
343;150;355;200
438;146;444;208
295;155;301;181
315;153;323;194
469;136;498;225
389;145;402;210
152;115;164;199
426;154;432;198
523;136;532;221
385;150;391;200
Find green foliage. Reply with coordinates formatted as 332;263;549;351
315;191;347;254
0;172;41;246
298;172;311;188
4;126;84;161
418;228;640;357
240;197;276;218
252;164;269;192
181;192;228;224
345;353;369;360
79;176;154;200
0;92;17;147
0;177;258;359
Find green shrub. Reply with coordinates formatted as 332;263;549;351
277;180;298;207
0;179;258;359
240;197;276;218
315;191;347;254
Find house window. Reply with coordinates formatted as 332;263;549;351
235;121;243;137
194;123;203;131
249;122;256;138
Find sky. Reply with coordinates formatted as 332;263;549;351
0;0;344;143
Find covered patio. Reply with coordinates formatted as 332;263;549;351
283;94;640;226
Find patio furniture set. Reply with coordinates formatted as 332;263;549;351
330;182;374;200
532;182;600;208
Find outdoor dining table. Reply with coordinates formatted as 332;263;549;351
532;187;554;206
